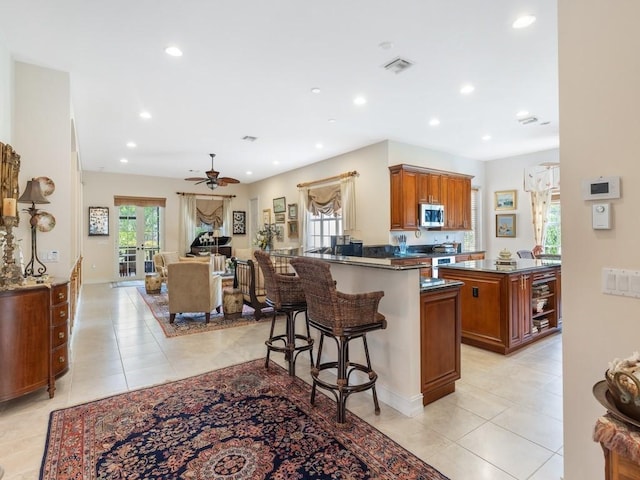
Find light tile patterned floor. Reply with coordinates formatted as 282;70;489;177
0;283;563;479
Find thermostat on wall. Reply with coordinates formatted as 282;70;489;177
582;176;621;200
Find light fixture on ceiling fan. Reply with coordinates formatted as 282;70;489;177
184;154;240;190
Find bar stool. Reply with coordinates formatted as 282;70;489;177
253;250;314;376
290;257;387;426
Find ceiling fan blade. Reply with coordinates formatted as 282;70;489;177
184;177;207;182
218;176;240;184
194;179;210;185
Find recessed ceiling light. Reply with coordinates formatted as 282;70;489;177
378;41;394;50
120;158;129;163
126;141;137;148
246;171;253;175
516;110;530;118
164;46;183;57
512;15;536;29
139;111;152;119
328;118;337;123
429;118;440;126
316;143;323;149
460;84;475;95
273;160;280;165
482;135;492;141
353;96;367;106
311;87;321;94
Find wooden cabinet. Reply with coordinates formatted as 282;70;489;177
438;265;561;354
0;281;70;402
603;447;640;480
420;285;462;404
389;164;473;231
389;165;419;230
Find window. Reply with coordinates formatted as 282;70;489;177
544;195;561;254
463;187;479;251
306;212;342;249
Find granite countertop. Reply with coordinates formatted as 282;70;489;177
271;251;428;271
438;258;561;274
420;278;464;292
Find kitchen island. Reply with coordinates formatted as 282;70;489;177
272;252;463;415
438;259;561;355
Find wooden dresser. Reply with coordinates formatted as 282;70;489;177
0;281;70;402
594;414;640;480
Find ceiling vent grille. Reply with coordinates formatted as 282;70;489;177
242;135;258;142
383;57;414;74
518;116;538;125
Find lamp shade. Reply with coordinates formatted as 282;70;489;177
18;179;50;204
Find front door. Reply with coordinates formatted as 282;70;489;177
116;205;161;279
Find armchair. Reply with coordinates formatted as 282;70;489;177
153;251;180;285
167;262;222;323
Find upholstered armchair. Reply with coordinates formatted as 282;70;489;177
153;251;180;285
167;261;222;323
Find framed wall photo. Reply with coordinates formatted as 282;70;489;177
287;203;298;220
495;190;517;210
288;221;298;238
275;225;284;242
232;210;246;235
274;212;285;223
262;208;271;226
496;214;516;238
88;206;109;236
273;196;286;213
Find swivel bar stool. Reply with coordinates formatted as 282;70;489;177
253;250;314;376
290;257;387;426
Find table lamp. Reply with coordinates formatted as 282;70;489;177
18;178;50;277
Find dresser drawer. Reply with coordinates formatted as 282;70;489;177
51;283;68;305
52;323;68;348
52;303;68;325
52;344;69;376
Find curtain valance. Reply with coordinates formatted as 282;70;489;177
196;199;223;227
306;184;341;216
114;196;166;207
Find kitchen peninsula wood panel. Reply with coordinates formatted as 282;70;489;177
0;281;70;402
389;164;473;231
439;261;561;354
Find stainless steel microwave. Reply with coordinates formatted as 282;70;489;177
420;204;445;228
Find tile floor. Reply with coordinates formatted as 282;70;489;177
0;282;564;480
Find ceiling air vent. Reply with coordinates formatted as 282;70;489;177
518;116;538;125
242;135;258;142
383;57;414;74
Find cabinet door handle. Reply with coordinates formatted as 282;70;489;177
58;331;65;339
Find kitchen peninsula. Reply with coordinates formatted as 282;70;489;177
438;259;562;355
272;252;463;415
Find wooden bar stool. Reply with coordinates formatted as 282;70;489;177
254;250;314;376
290;257;387;426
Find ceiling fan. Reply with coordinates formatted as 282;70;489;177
184;154;240;190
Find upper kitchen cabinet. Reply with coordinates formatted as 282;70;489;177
389;164;473;231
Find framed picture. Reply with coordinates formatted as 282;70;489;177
288;221;298;238
88;206;109;236
496;214;516;237
262;208;271;226
287;203;298;220
495;190;517;210
273;196;286;213
274;212;285;223
232;210;246;235
275;225;284;242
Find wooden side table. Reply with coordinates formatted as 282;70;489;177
594;414;640;480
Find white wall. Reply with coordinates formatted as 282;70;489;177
484;149;559;259
12;62;72;279
0;39;11;142
81;171;251;283
559;2;640;478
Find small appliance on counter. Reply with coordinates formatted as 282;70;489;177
331;235;363;256
432;243;457;254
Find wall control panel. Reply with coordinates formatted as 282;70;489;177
592;203;611;229
582;176;621;200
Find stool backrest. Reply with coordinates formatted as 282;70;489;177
289;257;339;329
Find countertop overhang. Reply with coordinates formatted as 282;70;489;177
438;258;561;274
272;252;427;271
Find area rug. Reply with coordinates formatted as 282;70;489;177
40;359;449;480
137;286;273;338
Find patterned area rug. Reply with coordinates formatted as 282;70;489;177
40;359;449;480
137;286;273;338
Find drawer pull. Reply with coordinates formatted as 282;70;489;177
59;311;67;318
59;356;65;363
58;332;65;339
58;292;65;300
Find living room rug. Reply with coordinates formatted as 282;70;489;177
40;359;449;480
137;286;273;338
